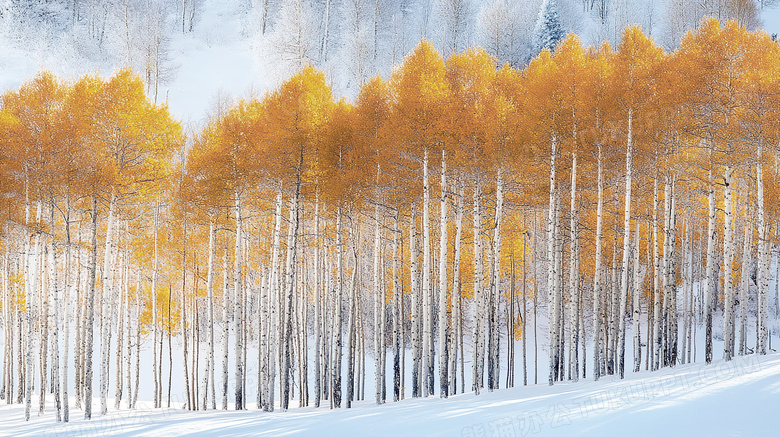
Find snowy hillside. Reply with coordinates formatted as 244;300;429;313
1;353;776;436
2;0;780;124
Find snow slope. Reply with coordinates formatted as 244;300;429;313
1;353;776;436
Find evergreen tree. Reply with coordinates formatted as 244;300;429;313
531;0;564;58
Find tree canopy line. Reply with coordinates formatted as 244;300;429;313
2;18;780;423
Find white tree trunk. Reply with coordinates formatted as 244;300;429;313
757;144;769;354
617;109;633;379
490;168;504;390
739;191;751;357
568;152;579;382
422;148;433;397
723;166;735;361
593;142;604;381
472;176;484;394
632;221;642;373
450;180;464;394
438;150;449;398
152;199;160;408
100;194;116;416
546;135;558;386
332;207;344;407
705;167;716;363
652;178;662;370
374;202;384;404
410;203;420;398
314;195;322;407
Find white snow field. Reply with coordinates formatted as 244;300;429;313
0;352;776;436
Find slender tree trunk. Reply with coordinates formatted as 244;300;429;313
705;167;716;364
490;168;504;390
472;175;484;394
723;166;735;361
593;142;604;381
568;153;579;382
84;196;99;420
757;143;769;355
439;150;449;398
652;178;662;370
410;203;420;398
547;135;558;386
422;148;433;397
739;191;751;356
450;180;464;394
393;211;401;402
374;201;384;404
617;110;633;379
632;219;642;373
332;207;344;408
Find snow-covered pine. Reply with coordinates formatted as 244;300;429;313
531;0;564;58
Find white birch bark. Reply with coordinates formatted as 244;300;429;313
705;167;716;363
100;194;116;416
546;135;558;386
593;141;604;381
438;150;449;398
472;176;484;394
450;180;464;394
723;166;735;361
568;152;579;382
490;168;503;390
739;191;751;357
617;109;633;379
632;221;642;373
410;204;420;398
757;144;769;355
84;196;99;420
314;195;322;407
422;148;433;397
332;207;344;407
374;201;383;404
652;179;662;370
152;199;160;408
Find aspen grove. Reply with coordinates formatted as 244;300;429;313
3;18;780;422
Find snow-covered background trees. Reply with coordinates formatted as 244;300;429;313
0;0;773;124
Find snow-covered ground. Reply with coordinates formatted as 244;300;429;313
1;352;776;436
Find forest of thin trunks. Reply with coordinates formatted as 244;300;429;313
2;18;780;423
